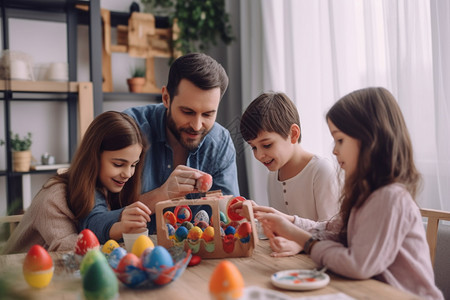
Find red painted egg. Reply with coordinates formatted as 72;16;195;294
236;222;252;238
75;229;100;256
23;244;53;273
227;196;246;221
197;174;213;193
23;245;54;288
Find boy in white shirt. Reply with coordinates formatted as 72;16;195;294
239;92;340;256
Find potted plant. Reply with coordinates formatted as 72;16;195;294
127;66;146;93
141;0;234;55
0;132;33;172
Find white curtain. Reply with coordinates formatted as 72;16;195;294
240;0;450;211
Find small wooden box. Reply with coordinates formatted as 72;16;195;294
155;192;257;258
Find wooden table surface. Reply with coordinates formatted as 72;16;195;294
0;239;421;299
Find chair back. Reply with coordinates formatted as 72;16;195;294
420;208;450;266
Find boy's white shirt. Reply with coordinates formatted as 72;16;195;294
267;155;339;222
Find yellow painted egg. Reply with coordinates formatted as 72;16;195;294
202;226;215;242
23;245;54;288
102;239;120;255
209;260;244;300
188;226;203;241
131;235;154;257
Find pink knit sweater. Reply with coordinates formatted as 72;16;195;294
296;183;444;300
1;181;78;254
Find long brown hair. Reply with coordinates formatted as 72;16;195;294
326;87;421;244
50;111;147;220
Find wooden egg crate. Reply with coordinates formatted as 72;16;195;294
155;191;258;258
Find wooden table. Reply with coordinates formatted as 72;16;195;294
0;240;421;299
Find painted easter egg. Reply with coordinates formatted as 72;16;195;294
209;260;244;300
202;226;215;242
116;253;147;287
219;211;229;225
164;211;177;226
131;235;154;257
174;205;192;223
181;221;194;231
225;226;236;236
222;234;235;253
236;222;252;238
80;249;108;277
83;259;118;300
23;245;54;288
142;245;174;273
108;247;127;269
167;223;176;236
227;196;246;221
188;226;203;241
196;173;213;193
196;220;209;231
102;239;120;255
194;209;210;225
175;226;189;242
188;254;202;267
75;229;100;257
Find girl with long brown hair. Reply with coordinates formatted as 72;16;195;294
3;111;150;253
257;87;443;299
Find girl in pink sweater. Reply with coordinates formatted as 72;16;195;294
257;87;443;299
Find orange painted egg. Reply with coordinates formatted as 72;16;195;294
164;211;177;226
23;245;54;288
209;260;244;300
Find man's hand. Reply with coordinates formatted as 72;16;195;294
161;165;211;199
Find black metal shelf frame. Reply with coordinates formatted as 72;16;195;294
0;0;100;214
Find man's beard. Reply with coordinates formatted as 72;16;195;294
167;110;209;151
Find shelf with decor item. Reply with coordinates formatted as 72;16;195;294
0;0;101;217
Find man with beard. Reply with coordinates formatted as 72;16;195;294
124;53;240;233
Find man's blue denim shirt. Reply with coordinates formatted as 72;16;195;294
125;103;240;233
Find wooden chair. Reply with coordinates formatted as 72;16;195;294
420;208;450;266
0;214;23;235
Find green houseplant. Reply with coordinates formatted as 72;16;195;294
0;132;33;172
141;0;234;55
127;66;146;93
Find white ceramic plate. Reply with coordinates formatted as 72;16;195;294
271;269;330;291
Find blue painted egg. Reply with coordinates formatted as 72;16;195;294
167;223;176;236
175;226;189;242
108;247;127;269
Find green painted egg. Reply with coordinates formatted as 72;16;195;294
83;259;118;300
80;249;108;277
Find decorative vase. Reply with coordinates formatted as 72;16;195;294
13;150;32;172
127;77;146;93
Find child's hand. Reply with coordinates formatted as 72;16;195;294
231;199;258;217
120;201;151;233
268;236;302;257
257;212;301;242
